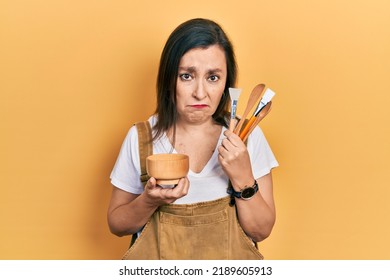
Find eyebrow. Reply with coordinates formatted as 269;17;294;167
178;66;224;74
178;66;196;73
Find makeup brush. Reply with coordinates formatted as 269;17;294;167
241;101;272;142
233;84;265;135
239;88;275;140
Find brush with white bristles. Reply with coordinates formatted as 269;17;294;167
228;87;242;131
253;88;275;116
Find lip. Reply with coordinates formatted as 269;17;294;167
189;104;208;109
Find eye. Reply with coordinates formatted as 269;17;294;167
179;73;192;81
208;75;220;82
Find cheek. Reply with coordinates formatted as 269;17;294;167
212;85;226;102
175;84;189;108
209;93;224;112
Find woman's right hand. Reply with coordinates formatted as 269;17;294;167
142;177;190;206
107;177;189;236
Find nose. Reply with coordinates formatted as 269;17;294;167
193;80;207;100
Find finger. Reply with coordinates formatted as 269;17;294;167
221;138;235;151
218;147;236;164
172;177;189;196
218;145;229;159
223;130;241;147
145;177;157;190
217;152;226;162
180;177;190;194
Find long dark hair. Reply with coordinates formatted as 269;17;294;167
154;18;237;140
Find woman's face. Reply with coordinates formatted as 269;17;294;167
175;44;227;125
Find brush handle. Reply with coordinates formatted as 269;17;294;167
239;116;256;140
233;84;265;135
241;102;272;142
229;118;237;132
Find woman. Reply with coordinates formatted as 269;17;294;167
108;18;278;259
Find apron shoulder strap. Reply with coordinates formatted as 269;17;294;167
134;121;153;187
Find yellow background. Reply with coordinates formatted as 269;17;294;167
1;0;389;259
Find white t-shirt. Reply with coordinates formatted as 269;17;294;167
110;115;279;204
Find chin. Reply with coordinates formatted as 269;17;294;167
185;112;211;123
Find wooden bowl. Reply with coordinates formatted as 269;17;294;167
146;153;189;185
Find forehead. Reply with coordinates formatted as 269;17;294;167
179;45;227;69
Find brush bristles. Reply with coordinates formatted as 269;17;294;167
261;88;275;103
253;88;276;116
229;87;242;100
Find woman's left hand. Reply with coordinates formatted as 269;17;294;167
217;129;254;189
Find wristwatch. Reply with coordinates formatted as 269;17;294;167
227;180;259;200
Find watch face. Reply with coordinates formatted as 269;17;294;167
241;187;255;199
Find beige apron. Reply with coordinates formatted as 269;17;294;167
124;121;263;260
122;196;263;260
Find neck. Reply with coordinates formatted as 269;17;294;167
176;117;215;132
167;117;220;143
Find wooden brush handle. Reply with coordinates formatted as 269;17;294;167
241;102;272;142
233;84;265;135
239;116;256;140
229;118;236;132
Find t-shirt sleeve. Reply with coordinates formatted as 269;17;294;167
247;126;279;179
109;125;144;194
